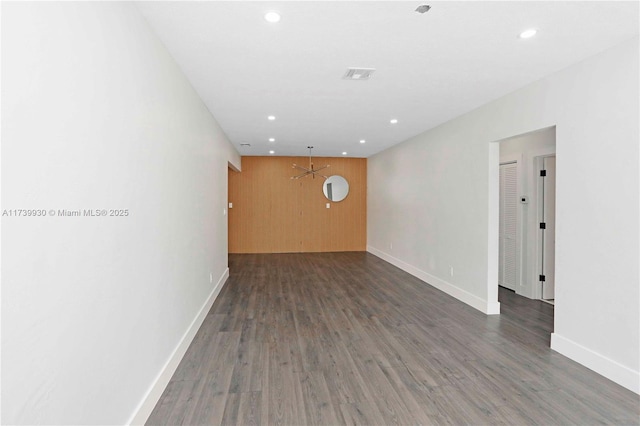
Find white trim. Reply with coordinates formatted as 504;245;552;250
529;146;557;159
551;333;640;394
499;154;521;165
367;246;500;315
486;142;501;313
127;268;230;425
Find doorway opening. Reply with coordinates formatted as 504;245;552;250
227;162;240;256
493;126;556;339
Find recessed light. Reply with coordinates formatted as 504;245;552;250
269;150;275;154
342;152;347;155
267;115;276;121
360;139;366;144
264;11;281;23
269;138;275;142
390;119;398;124
519;28;537;39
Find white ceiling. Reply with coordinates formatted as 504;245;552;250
136;1;639;158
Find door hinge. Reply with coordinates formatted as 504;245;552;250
540;170;547;177
539;274;546;282
540;222;546;229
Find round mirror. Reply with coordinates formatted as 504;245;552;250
323;175;349;202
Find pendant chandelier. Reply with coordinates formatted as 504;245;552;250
291;146;330;179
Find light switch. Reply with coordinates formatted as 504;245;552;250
326;203;330;209
228;202;233;208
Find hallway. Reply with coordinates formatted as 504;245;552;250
147;253;638;425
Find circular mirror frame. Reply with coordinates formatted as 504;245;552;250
323;175;349;202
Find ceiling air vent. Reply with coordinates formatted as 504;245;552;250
343;68;376;81
240;143;251;147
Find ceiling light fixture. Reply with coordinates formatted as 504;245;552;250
390;119;398;124
291;146;329;180
264;11;281;23
269;138;275;142
342;152;347;155
360;140;366;144
269;150;275;154
267;115;276;121
519;28;537;39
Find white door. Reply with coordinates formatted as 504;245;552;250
541;156;556;299
499;162;518;291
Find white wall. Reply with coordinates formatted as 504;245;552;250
368;37;639;393
1;2;240;424
499;127;556;299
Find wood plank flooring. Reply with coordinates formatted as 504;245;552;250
147;252;639;425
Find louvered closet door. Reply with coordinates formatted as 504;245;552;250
499;162;518;291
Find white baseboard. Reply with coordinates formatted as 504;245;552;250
551;333;640;394
127;268;230;425
367;246;500;315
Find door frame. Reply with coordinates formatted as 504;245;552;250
534;153;557;300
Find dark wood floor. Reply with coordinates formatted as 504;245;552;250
147;252;639;425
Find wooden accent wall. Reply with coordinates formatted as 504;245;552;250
228;156;366;253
